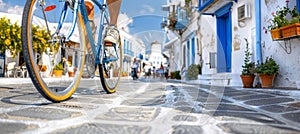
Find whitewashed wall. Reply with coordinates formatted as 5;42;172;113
261;0;300;88
198;0;256;86
198;15;217;75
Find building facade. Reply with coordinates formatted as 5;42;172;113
149;41;167;69
120;29;146;76
163;0;300;88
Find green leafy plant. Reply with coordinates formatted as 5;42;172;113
168;12;177;30
255;57;279;75
187;64;199;80
241;38;255;76
289;6;300;24
268;7;290;30
174;70;181;80
196;64;201;74
53;62;64;70
268;6;300;30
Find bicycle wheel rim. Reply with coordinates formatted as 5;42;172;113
22;0;86;102
99;42;123;93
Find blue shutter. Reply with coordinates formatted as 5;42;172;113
191;37;195;64
187;40;190;66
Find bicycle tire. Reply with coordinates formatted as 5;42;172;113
22;0;86;102
99;43;123;93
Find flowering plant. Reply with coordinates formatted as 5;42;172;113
268;6;300;30
268;7;290;30
0;17;21;57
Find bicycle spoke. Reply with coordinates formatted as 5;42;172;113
22;0;86;102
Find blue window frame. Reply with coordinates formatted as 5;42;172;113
199;0;214;11
297;0;300;13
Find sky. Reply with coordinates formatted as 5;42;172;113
0;0;167;47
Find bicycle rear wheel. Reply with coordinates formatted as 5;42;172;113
22;0;86;102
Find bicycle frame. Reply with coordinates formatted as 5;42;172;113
55;0;110;65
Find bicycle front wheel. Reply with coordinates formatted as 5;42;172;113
22;0;86;102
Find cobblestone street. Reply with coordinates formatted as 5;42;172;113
0;78;300;133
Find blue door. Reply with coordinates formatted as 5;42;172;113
216;4;232;73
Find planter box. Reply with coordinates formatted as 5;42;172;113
270;28;282;40
281;23;300;38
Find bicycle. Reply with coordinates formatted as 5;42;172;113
21;0;122;102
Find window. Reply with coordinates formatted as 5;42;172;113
127;41;130;50
124;39;127;50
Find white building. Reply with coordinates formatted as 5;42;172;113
149;41;167;69
163;0;300;88
120;29;146;76
162;0;201;80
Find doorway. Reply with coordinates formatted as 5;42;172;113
216;4;232;73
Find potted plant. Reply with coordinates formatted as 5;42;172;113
52;62;64;78
66;61;74;77
240;39;255;88
268;6;289;40
174;71;181;80
255;57;279;88
187;64;199;80
268;4;300;40
280;6;300;38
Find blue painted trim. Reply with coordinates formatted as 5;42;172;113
191;37;195;65
226;13;232;72
215;2;233;17
185;32;195;41
297;0;300;13
201;13;214;16
255;0;262;64
187;40;190;66
198;0;214;11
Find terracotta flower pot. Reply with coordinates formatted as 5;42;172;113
240;75;255;88
259;74;275;88
41;65;47;72
68;71;74;77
